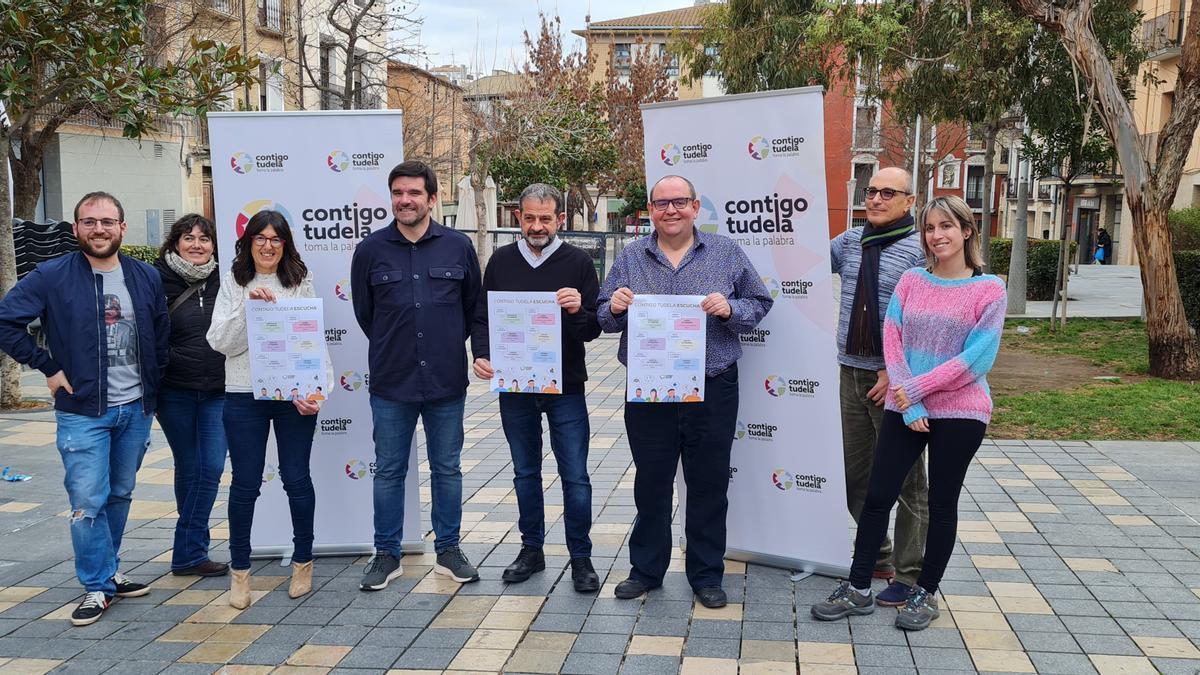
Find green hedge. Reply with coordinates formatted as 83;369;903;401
989;238;1078;301
1176;250;1200;333
1169;207;1200;251
119;245;159;263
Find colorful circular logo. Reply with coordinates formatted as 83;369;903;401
345;459;368;480
761;276;780;299
327;150;350;172
230;152;254;174
340;371;363;391
748;135;770;160
335;280;352;301
697;194;720;234
772;469;794;491
734;420;746;440
660;143;681;166
234;200;293;237
764;375;786;397
262;463;278;483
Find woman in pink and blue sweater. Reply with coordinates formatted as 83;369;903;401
812;195;1007;631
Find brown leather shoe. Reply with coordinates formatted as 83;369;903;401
172;560;230;577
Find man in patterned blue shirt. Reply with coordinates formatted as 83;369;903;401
598;175;773;609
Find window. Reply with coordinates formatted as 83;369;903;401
1037;181;1051;201
351;49;371;108
965;165;985;208
257;0;283;32
613;43;631;77
852;162;876;207
259;59;284;111
703;45;719;76
319;41;337;109
657;44;679;78
853;103;880;150
210;0;233;14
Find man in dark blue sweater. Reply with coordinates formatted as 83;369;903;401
470;183;603;592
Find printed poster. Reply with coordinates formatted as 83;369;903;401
247;298;329;402
487;291;564;394
626;294;707;403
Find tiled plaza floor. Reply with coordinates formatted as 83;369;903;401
1;335;1199;674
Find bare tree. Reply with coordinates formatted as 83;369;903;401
293;0;422;110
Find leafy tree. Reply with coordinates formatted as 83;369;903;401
1005;0;1200;378
0;0;259;407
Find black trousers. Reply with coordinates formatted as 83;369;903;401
848;411;986;593
624;364;739;590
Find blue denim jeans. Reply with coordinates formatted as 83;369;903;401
370;393;465;556
222;393;317;570
156;387;227;570
499;393;592;559
55;401;153;595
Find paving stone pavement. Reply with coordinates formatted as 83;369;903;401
1;335;1199;674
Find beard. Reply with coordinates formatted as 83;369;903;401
524;232;555;249
78;232;122;259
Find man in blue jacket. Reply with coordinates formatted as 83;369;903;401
0;192;169;627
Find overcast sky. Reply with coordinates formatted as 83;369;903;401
410;0;693;73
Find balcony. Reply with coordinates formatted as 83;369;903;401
209;0;234;16
1142;12;1183;61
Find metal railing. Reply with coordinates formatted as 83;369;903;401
456;228;643;282
210;0;234;15
1142;12;1182;56
257;0;284;31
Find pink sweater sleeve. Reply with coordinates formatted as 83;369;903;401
901;282;1007;404
882;274;914;384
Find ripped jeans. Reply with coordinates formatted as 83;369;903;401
56;401;153;595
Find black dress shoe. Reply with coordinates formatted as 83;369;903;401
502;546;545;583
614;577;653;599
570;557;600;593
172;560;230;577
695;587;727;609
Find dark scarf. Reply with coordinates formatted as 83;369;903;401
846;214;915;358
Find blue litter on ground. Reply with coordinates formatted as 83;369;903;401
1;467;32;482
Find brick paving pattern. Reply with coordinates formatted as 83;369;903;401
1;336;1199;674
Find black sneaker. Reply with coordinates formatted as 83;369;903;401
435;546;479;583
112;572;151;598
570;558;600;593
360;552;403;591
71;591;111;626
502;546;545;583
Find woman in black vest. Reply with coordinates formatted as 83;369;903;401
154;214;228;577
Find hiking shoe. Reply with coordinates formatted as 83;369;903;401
895;586;940;631
570;557;600;593
810;580;875;620
875;580;914;607
112;572;150;598
435;546;479;583
359;552;403;591
502;546;545;583
71;591;112;626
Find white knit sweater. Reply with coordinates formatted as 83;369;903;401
206;270;334;394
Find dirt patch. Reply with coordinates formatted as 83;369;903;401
990;347;1137;397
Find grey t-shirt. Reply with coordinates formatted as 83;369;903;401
98;266;143;405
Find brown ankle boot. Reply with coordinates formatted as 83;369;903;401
289;561;313;599
229;569;251;609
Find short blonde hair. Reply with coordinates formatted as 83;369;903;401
918;196;984;271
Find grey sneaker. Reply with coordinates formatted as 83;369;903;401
895;586;940;631
435;546;479;583
811;580;875;620
359;552;403;591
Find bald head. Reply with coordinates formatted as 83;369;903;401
865;167;916;226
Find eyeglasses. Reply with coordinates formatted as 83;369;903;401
863;187;912;201
77;218;121;229
252;235;284;248
650;197;694;211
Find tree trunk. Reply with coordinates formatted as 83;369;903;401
1007;155;1030;314
10;142;45;221
980;124;998;268
1050;184;1071;331
1132;204;1200;377
0;138;25;407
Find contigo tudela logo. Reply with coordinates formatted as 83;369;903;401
747;134;806;160
231;151;288;173
772;469;828;493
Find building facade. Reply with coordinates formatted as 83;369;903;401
387;61;469;203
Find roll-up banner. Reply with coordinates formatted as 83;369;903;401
208;111;422;558
641;88;850;576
